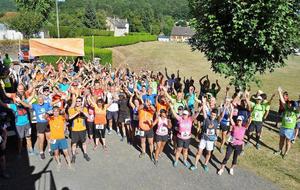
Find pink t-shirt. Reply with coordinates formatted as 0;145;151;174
177;117;193;140
231;125;246;146
156;117;168;136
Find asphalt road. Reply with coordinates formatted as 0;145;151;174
0;132;279;190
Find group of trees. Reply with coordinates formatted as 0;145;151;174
0;0;190;37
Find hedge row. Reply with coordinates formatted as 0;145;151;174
84;35;157;48
47;26;113;38
41;48;112;66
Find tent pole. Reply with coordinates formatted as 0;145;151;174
92;35;95;62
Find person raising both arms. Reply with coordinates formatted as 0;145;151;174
68;96;91;163
87;96;111;150
170;103;199;169
137;97;156;161
190;96;221;172
0;89;36;158
47;107;71;169
274;87;299;158
218;111;251;175
152;109;172;166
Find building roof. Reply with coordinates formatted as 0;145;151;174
170;26;195;37
107;17;128;29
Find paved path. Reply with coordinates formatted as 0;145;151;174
0;132;279;190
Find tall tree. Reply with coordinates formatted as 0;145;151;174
15;0;54;21
189;0;300;88
83;2;100;29
8;11;43;38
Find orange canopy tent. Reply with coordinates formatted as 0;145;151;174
29;38;85;56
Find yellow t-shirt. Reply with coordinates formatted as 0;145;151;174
49;115;65;140
69;107;88;131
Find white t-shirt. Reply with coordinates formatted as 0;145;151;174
107;92;119;112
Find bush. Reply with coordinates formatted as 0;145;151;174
84;35;157;48
47;26;113;37
41;48;112;66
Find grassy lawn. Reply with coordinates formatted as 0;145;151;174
113;41;300;190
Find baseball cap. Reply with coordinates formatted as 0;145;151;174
255;95;263;100
183;110;189;115
237;115;244;121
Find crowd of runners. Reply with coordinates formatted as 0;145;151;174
0;55;299;179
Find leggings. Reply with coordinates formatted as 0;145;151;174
94;126;106;139
221;144;243;165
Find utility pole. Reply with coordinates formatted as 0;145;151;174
56;0;60;38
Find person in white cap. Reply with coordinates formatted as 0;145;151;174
245;94;270;150
217;114;251;176
170;106;199;168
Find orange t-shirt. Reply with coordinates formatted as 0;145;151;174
156;102;169;114
94;106;107;125
138;108;154;131
48;115;65;140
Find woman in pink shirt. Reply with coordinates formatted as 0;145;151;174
170;106;199;168
218;112;251;176
152;109;171;166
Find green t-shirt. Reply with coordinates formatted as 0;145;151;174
251;102;269;122
282;107;298;129
171;98;186;113
3;57;12;68
150;81;158;95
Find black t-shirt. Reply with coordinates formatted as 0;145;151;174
201;117;219;140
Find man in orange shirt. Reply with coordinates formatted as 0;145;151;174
68;97;91;163
48;107;71;168
138;99;156;160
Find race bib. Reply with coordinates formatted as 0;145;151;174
207;128;215;136
254;112;260;120
139;130;145;137
181;131;190;138
159;127;168;134
50;139;56;144
95;124;104;130
285;117;293;123
125;118;131;124
227;135;233;143
38;113;46;121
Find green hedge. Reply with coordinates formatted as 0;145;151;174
47;26;113;37
40;34;156;65
84;35;157;48
41;48;112;66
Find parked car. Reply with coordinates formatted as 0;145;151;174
19;45;34;63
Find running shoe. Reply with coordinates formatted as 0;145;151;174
217;168;224;175
229;168;234;175
273;150;282;155
173;160;178;167
139;153;145;158
150;153;154;161
154;160;158;166
0;172;11;179
28;150;36;156
40;152;46;160
183;160;191;168
190;166;197;171
255;143;261;150
84;153;91;162
107;130;112;135
203;165;209;172
71;155;76;164
291;139;295;144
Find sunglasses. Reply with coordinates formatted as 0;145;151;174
76;101;82;103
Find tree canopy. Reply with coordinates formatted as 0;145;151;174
189;0;300;88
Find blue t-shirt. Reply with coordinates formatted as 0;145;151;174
142;94;156;105
32;103;52;123
237;106;250;125
58;83;70;92
8;103;30;127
